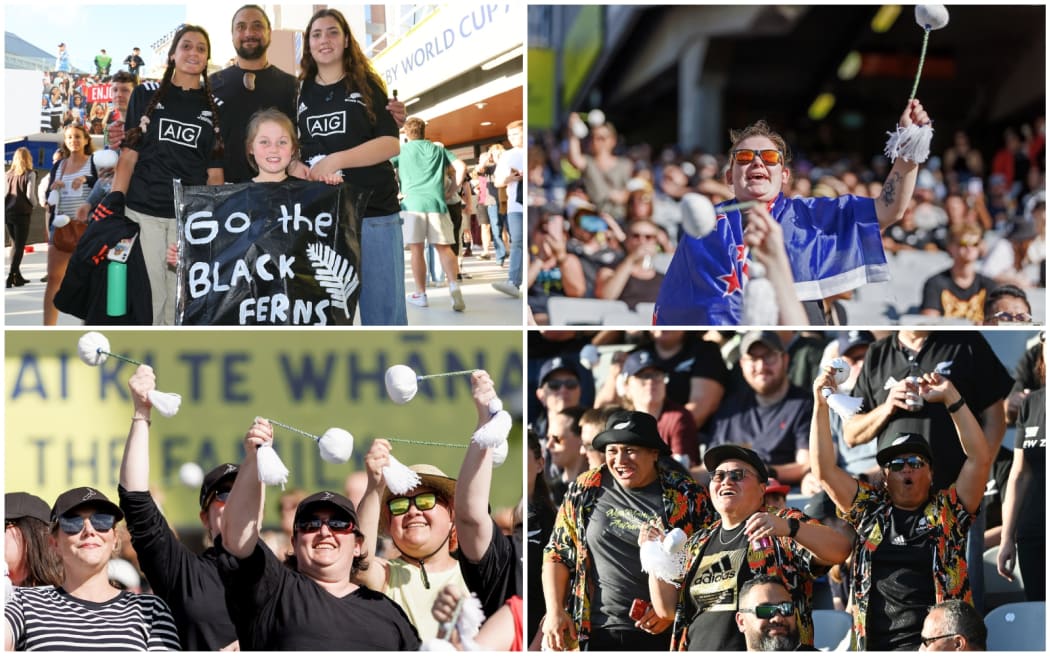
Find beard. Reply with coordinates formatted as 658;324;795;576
236;39;269;60
756;628;798;651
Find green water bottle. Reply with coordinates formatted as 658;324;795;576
107;260;127;316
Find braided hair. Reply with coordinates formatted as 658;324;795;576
122;24;224;161
299;8;386;126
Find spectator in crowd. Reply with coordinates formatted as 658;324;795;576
642;444;850;650
5;147;37;289
705;331;814;485
430;584;523;650
812;363;993;650
123;47;145;83
103;71;135;148
527;430;557;645
594;218;667;311
566;114;632;221
997;336;1045;601
491;120;526;300
982;284;1033;325
734;575;809;652
982;201;1045;289
919;600;988;651
762;478;789;510
4;492;62;588
817;330;880;486
920;223;998;322
527;209;585;324
533;357;585;439
542;410;712;651
94;48;112;77
563;196;626;297
545;407;589;505
579;406;618;470
218;419;421;650
884;198;938;253
5;487;182;650
55;43;70;73
473;144;506;263
618;349;700;468
991;127;1031;197
942;130;985;186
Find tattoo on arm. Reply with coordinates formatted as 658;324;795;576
880;172;900;207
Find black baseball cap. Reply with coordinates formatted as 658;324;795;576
199;463;239;509
838;330;875;357
621;349;666;378
876;433;934;467
6;492;51;523
704;444;770;481
51;487;123;523
592;410;669;455
294;491;359;528
538;356;581;386
740;331;785;354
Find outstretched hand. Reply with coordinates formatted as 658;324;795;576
899;99;931;128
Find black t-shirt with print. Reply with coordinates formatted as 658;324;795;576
209;65;298;183
586;475;664;629
919;268;998;322
685;524;750;651
1015;387;1046;541
651;338;730;416
866;507;937;651
124;81;222;217
851;332;1014;491
297;77;400;218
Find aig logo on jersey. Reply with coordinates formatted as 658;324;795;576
308;111;346;137
159;118;202;148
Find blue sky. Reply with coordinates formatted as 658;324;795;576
5;4;186;73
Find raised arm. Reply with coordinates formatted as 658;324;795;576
455;371;498;562
565;113;588;172
921;373;990;514
220;419;271;559
743;204;807;325
875;99;929;230
354;438;391;591
809;366;861;514
119;364;155;492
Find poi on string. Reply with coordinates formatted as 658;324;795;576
821;357;864;419
76;332;182;417
252;418;357;487
883;5;948;164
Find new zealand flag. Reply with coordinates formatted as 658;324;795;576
653;193;889;325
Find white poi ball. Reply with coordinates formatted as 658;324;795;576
586;109;606;127
384;365;418;404
52;214;71;229
491;439;509;467
179;462;204;488
92;149;118;169
662;527;687;554
77;331;111;366
829;357;851;385
680;193;718;239
318;428;354;464
915;5;949;30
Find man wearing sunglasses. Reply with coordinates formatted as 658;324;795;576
116;364;240;650
218;418;421;650
919;599;987;651
643;444;850;651
656;100;931;325
5;487;181;651
810;365;993;651
734;575;812;651
533;356;585;441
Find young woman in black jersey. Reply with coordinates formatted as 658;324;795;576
290;8;404;325
110;24;225;325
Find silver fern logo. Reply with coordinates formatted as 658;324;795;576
306;243;359;319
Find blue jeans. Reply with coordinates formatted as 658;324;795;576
358;212;407;325
486;204;507;261
506;211;523;287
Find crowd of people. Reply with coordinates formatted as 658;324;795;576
528;329;1045;650
5;367;522;650
526;107;1045;325
39;44;143;135
15;4;522;325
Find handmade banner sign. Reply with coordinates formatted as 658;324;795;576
174;180;362;325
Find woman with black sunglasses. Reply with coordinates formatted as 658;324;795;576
4;487;181;651
809;365;992;650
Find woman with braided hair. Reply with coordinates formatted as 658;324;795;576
109;24;225;325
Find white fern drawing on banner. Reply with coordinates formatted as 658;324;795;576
306;243;359;319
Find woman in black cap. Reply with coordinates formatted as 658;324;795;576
218;418;420;650
542;409;712;651
4;487;181;650
117;363;240;650
809;366;992;650
4;492;62;588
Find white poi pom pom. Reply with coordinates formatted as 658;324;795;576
419;639;458;651
77;331;111;366
742;262;778;325
455;595;486;651
92;149;118;169
148;391;181;417
829;357;850;385
491;439;509;467
385;365;418;404
383;454;421;495
662;527;687;554
487;396;503;415
47;190;60;206
579;344;600;370
680;193;718;239
586;109;606;128
318;428;354;464
472;410;512;449
640;536;688;585
915;5;949;30
52;213;71;228
256;444;289;487
178;462;204;488
821;387;864;420
884;123;934;164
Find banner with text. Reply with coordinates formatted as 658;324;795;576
174;180;361;326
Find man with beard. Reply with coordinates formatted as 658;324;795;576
735;575;816;651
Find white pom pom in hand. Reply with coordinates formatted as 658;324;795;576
148;391;181;417
385;365;418;404
52;214;71;229
662;527;687;554
178;462;204;488
93;149;118;169
256;444;289;487
419;638;458;651
680;193;718;239
318;428;354;464
487;397;503;415
640;535;688;585
383;455;421;495
472;410;512;449
491;440;509;467
829;357;850;385
915;5;949;30
77;331;111;366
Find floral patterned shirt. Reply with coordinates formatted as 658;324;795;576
542;465;712;648
671;506;825;650
841;481;973;651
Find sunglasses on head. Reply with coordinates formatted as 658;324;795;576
711;468;756;484
546;379;580;391
387;492;438;516
295;516;355;533
886;455;928;472
732;149;783;166
58;512;116;535
741;602;794;620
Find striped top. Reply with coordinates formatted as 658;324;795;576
5;585;181;651
54;158;93;218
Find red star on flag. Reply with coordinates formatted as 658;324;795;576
720;269;742;296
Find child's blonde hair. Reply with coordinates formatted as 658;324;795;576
245;108;299;173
